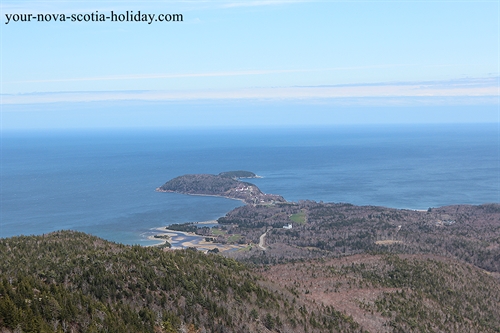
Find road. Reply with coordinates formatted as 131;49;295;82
259;230;268;250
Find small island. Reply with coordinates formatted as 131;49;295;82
156;171;285;205
218;170;259;179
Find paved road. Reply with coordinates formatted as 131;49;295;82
259;230;268;250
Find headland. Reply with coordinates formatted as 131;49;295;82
156;170;285;205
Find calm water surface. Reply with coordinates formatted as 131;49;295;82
1;124;498;245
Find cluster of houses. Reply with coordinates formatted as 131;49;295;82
435;219;456;227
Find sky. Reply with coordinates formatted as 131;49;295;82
0;0;499;129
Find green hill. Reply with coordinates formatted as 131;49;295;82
0;231;358;333
1;231;500;332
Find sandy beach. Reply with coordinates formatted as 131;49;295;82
148;225;247;253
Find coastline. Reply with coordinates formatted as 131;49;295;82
147;227;203;248
148;225;247;253
155;189;249;204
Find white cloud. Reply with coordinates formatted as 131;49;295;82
7;64;417;84
2;77;498;105
8;69;311;84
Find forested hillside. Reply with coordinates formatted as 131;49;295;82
1;231;499;332
0;231;359;333
219;202;500;273
261;254;500;333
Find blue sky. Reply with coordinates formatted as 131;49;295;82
0;0;498;129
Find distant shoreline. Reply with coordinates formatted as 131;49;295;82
155;189;248;204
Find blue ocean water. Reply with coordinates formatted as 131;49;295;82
1;124;498;245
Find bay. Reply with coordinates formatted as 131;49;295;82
1;123;498;245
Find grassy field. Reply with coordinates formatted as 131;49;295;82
227;234;243;243
289;211;306;224
211;228;227;236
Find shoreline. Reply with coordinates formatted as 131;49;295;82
155;189;248;204
147;227;200;248
147;225;247;253
190;220;219;225
155;189;438;212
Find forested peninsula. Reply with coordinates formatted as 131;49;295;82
156;171;285;205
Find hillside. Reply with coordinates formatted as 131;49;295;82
1;232;499;332
260;254;500;333
217;201;500;273
0;231;359;333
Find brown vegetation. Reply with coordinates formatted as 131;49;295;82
259;254;500;332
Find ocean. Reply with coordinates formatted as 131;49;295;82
1;123;498;245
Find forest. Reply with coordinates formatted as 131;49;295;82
0;231;360;333
1;227;500;332
219;201;500;274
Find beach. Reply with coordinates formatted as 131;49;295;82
148;225;248;253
